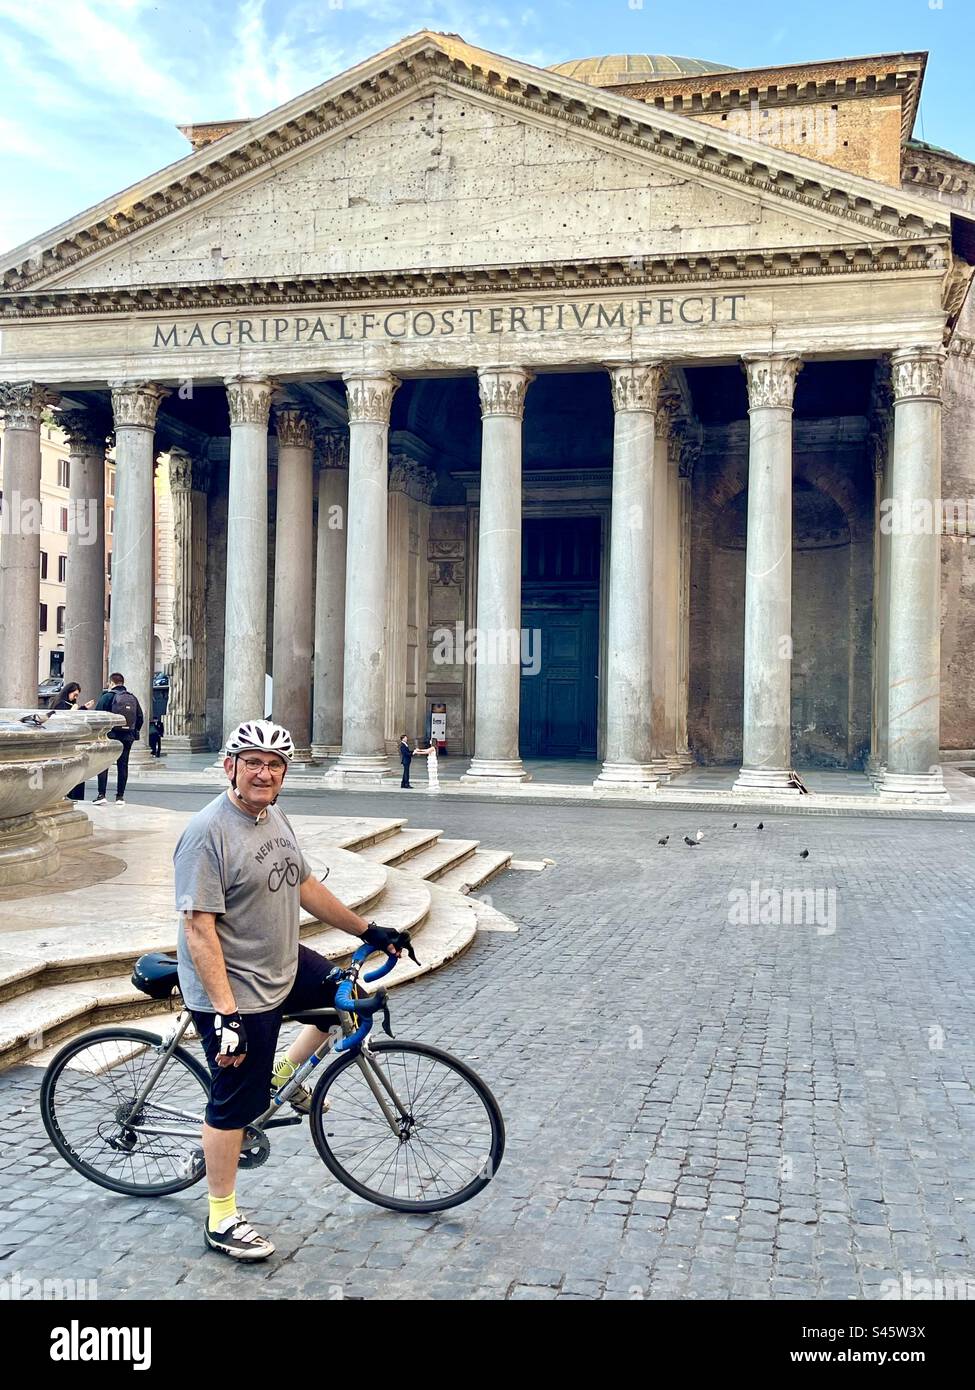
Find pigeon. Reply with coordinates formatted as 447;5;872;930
683;835;698;847
757;822;764;830
658;836;669;846
732;822;738;829
695;829;704;842
799;849;809;859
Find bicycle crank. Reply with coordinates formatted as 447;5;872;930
236;1125;271;1169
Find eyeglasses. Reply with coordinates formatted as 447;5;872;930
238;757;286;775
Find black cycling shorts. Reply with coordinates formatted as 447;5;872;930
192;944;340;1130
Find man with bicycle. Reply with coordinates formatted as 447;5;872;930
174;719;404;1261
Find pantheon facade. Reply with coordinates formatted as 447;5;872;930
1;34;973;797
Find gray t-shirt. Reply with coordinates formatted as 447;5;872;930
174;791;310;1013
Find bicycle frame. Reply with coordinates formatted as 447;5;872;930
113;1004;410;1144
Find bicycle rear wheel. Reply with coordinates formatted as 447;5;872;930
40;1027;210;1196
309;1039;504;1213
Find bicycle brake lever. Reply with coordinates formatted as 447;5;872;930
381;999;394;1038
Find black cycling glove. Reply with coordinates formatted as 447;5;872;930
214;1011;247;1058
363;924;419;964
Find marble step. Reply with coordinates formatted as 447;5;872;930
0;848;388;1002
465;897;520;934
434;848;514;895
8;876;481;1071
391;837;480;881
353;827;444;867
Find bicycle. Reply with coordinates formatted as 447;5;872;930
39;943;505;1214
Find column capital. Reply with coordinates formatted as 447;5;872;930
0;382;58;430
890;346;945;403
605;361;665;414
677;433;702;479
225;376;275;427
389;454;437;502
274;406;314;449
314;425;349;470
57;408;111;452
659;389;681;436
343;371;400;424
110;381;170;431
742;354;802;410
167;447;196;492
477;366;534;419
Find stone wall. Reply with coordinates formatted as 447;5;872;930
688;422;873;767
426;506;467;755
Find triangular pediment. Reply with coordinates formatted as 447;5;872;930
1;30;949;298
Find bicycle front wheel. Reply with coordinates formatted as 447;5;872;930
40;1027;210;1197
309;1040;505;1213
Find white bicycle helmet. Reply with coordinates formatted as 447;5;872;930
225;719;295;762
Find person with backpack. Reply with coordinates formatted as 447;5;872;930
92;672;144;806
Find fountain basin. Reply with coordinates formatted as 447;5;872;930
0;710;124;885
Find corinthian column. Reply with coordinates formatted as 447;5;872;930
0;383;57;705
385;454;414;748
675;436;700;767
221;376;274;742
878;347;947;800
652;392;680;780
595;362;662;789
165;449;209;751
110;382;169;748
462;366;534;784
733;355;801;794
272;407;314;759
328;372;399;781
56;409;108;707
312;428;348;759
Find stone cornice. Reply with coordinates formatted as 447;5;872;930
613;52;925;149
0;239;949;321
0;41;948;295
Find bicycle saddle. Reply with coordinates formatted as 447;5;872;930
131;952;180;1000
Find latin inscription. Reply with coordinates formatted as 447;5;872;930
151;296;746;349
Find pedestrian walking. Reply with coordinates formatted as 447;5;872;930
92;672;145;806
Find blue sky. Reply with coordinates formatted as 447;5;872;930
1;0;972;257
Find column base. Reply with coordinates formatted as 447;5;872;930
310;743;340;764
594;762;659;791
0;814;60;887
162;734;211;754
127;745;158;770
323;754;391;785
653;757;672;783
877;769;948;801
34;799;93;844
732;767;802;794
460;758;532;784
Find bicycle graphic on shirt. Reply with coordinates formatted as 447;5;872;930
267;858;302;893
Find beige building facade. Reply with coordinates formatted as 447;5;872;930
0;34;972;795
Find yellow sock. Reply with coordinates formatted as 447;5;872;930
208;1191;237;1231
271;1054;297;1089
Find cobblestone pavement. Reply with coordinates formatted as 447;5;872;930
2;793;974;1301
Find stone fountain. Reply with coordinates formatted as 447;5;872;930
0;709;123;886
